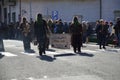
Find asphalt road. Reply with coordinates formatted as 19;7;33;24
0;40;120;80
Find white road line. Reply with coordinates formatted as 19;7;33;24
82;49;97;53
0;52;17;57
21;52;36;56
25;75;104;80
47;49;98;54
46;51;61;55
11;79;17;80
96;49;106;52
87;44;98;47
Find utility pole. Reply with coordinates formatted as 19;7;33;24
100;0;102;19
19;0;21;22
30;0;32;22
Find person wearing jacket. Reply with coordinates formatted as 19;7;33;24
96;19;108;49
34;13;48;56
20;17;32;52
70;17;83;53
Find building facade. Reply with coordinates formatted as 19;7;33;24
0;0;120;24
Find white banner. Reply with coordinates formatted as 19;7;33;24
50;34;71;49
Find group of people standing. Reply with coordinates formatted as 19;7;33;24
95;18;120;49
1;13;120;56
19;14;83;56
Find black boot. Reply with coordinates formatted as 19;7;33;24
39;51;42;56
103;46;106;49
78;47;81;53
73;47;76;53
99;45;102;49
43;51;46;54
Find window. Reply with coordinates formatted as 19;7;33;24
4;8;7;24
8;13;10;23
12;12;16;23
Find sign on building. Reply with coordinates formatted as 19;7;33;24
52;10;58;20
50;34;71;49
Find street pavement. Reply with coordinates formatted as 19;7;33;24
0;40;120;80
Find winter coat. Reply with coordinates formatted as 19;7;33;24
70;23;82;47
34;19;47;42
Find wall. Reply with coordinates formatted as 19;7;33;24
16;0;99;22
102;0;120;22
3;0;120;23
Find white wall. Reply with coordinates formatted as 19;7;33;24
102;0;120;22
17;0;99;22
9;0;120;22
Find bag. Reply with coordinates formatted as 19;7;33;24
112;35;118;45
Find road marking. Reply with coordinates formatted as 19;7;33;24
0;52;17;57
82;49;97;53
21;52;36;56
25;75;104;80
96;49;105;51
11;79;17;80
26;77;34;80
110;48;120;52
87;44;98;47
43;75;48;79
46;51;61;55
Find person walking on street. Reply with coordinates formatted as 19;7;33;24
34;13;48;56
70;17;83;53
20;17;32;52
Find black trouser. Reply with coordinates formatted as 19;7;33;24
38;41;46;55
23;34;31;51
37;36;46;55
72;34;82;53
99;33;107;48
73;45;81;53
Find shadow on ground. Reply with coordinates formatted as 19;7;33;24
36;55;56;62
25;49;36;53
46;49;56;52
78;52;94;57
105;49;119;53
54;53;76;58
54;52;94;57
